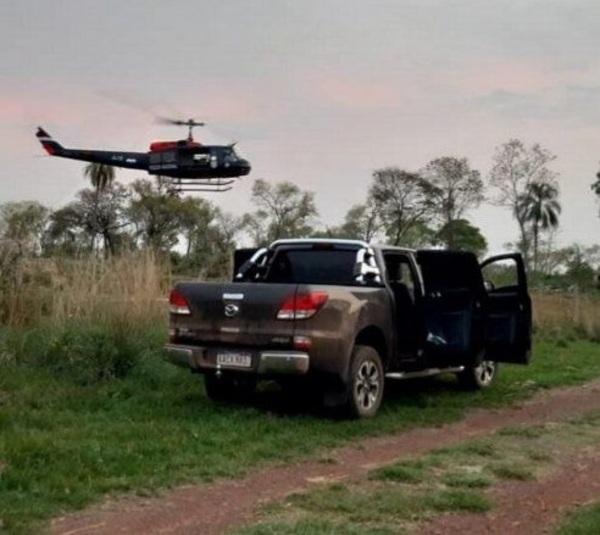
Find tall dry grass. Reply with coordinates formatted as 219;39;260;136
532;291;600;339
3;255;600;337
2;250;170;327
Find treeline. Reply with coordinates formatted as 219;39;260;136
1;138;599;289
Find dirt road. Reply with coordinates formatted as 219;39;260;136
52;379;600;535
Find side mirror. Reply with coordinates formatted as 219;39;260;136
484;280;495;292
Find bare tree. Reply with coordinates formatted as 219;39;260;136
489;139;558;267
322;202;382;242
242;179;318;246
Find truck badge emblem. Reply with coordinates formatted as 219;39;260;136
224;303;240;318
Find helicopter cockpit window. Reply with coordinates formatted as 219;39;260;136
192;149;211;163
223;148;238;163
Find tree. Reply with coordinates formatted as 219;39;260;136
242;179;318;246
516;181;561;272
489;139;558;268
421;157;484;248
84;163;116;192
45;205;88;256
177;196;221;257
195;211;243;279
128;177;182;252
176;197;242;279
74;183;130;256
562;244;599;289
592;169;600;216
321;202;382;242
368;167;437;246
436;219;487;258
0;201;50;256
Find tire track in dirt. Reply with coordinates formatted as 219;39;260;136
52;378;600;535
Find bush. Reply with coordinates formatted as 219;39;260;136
0;321;166;385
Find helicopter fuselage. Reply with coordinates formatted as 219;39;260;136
147;141;251;178
36;127;251;181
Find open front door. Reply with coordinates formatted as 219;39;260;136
481;253;532;364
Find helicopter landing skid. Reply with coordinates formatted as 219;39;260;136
168;178;235;193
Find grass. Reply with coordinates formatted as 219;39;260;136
1;250;168;327
533;291;600;341
1;334;600;534
0;262;599;535
557;503;600;535
239;411;600;535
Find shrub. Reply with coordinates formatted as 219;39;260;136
0;321;165;384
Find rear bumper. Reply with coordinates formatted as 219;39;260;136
164;344;310;375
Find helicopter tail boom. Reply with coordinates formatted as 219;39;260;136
36;126;149;170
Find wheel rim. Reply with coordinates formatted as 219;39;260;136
354;360;381;411
475;361;496;385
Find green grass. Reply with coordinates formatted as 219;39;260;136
441;472;493;488
557;502;600;535
489;463;535;481
240;410;600;535
278;483;492;525
370;460;432;485
237;519;398;535
1;332;600;533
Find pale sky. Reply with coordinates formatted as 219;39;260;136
2;0;600;253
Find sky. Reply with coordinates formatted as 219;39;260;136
2;0;600;254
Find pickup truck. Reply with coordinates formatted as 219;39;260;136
165;239;531;418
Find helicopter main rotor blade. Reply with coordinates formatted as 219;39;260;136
156;117;205;127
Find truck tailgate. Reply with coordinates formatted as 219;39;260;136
174;282;296;347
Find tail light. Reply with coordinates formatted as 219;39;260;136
169;288;191;315
277;292;328;320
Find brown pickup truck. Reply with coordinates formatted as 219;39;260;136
165;239;531;418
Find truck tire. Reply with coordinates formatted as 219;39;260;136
457;361;498;390
204;373;256;402
344;345;384;419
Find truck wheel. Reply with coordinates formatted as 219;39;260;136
204;373;256;402
344;345;384;419
457;361;498;390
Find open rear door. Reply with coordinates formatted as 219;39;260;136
416;250;486;367
480;253;532;364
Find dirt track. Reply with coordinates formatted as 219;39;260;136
51;378;600;535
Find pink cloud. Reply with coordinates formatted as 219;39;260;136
456;59;566;94
0;94;27;121
305;71;398;109
0;90;103;125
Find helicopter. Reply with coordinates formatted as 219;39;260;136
35;119;251;192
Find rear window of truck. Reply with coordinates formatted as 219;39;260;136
265;249;358;285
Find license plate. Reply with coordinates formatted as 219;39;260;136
216;351;252;368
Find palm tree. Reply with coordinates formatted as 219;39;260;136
516;181;561;272
84;163;115;192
